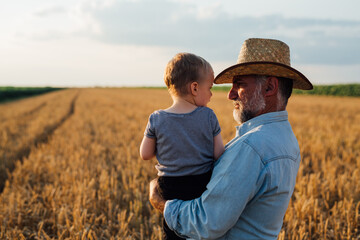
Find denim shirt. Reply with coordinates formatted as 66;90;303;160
164;111;301;239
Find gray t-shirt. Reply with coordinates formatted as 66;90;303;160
145;107;221;177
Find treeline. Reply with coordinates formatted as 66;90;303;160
212;84;360;97
293;84;360;97
0;87;65;103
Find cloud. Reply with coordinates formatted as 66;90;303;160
70;0;360;65
34;6;67;17
20;0;360;65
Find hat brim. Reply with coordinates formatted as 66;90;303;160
214;61;313;90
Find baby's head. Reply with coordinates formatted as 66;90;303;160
164;53;213;97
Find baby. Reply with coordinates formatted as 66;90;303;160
140;52;224;240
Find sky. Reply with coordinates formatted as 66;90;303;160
1;0;360;87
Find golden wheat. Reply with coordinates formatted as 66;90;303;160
0;90;78;191
0;89;359;239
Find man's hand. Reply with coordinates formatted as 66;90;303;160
149;178;166;212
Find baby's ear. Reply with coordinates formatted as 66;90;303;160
190;82;199;96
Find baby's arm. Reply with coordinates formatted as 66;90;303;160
140;136;156;160
213;133;225;160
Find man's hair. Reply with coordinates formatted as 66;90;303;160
255;75;267;85
164;53;212;96
277;77;293;107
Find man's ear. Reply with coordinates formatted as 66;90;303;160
265;77;279;97
190;82;199;96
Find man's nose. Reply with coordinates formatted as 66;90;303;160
228;87;238;100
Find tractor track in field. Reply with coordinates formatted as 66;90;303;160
0;91;80;193
22;102;47;118
0;102;47;123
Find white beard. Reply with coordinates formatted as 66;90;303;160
233;83;266;124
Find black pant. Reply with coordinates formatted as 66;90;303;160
157;171;212;240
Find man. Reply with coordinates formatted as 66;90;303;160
149;38;313;239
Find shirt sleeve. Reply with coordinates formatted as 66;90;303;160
164;141;269;239
144;113;156;138
209;110;221;137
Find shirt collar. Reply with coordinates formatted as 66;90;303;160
235;110;288;137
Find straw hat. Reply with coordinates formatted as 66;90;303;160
214;38;313;90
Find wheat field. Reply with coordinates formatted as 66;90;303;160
0;88;359;239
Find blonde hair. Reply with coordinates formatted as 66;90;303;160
164;53;212;96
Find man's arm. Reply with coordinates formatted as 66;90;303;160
149;178;166;212
162;142;268;239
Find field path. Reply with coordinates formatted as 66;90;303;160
0;89;79;192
